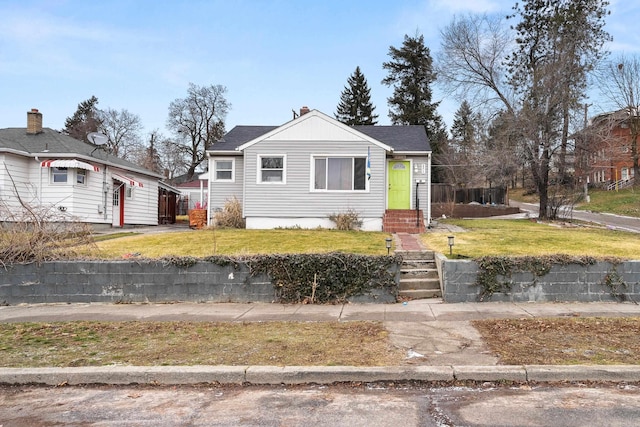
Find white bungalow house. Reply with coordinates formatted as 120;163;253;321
0;109;172;228
206;108;432;232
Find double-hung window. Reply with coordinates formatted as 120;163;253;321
214;159;234;181
314;156;367;191
51;167;68;183
259;156;285;183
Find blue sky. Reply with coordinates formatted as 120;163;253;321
1;0;638;137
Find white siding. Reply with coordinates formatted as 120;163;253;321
208;156;244;211
0;154;37;217
243;140;386;221
112;171;158;226
0;153;159;225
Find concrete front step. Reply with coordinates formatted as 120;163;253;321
399;278;441;291
400;269;439;280
398;289;442;299
396;249;441;298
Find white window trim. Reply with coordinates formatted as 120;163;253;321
310;154;369;193
213;158;236;182
76;169;88;186
257;154;287;184
51;167;68;184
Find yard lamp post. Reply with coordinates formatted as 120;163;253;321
448;235;455;256
385;237;392;255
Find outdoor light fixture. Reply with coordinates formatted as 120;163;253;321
385;237;392;255
448;235;455;256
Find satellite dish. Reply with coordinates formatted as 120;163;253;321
87;132;108;146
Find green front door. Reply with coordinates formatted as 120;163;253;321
388;161;410;209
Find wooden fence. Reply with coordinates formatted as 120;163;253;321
431;184;508;205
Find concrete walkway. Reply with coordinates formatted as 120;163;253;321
2;299;640;385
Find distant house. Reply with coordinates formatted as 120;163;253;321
206;108;432;232
174;173;208;215
577;109;638;189
0;109;177;228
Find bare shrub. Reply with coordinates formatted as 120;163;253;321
213;197;246;229
0;202;94;266
329;209;363;231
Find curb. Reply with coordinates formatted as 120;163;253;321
2;365;640;386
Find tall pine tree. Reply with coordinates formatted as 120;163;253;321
335;66;378;125
382;33;448;181
63;96;102;142
450;101;477;154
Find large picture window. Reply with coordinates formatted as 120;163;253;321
214;159;234;181
314;157;366;191
259;156;285;183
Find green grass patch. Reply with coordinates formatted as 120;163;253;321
0;321;403;367
422;218;640;258
578;188;640;218
86;229;392;258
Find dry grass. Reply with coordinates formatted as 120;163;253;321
473;317;640;365
0;321;404;368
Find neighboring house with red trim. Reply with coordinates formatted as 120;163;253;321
206;108;432;232
0;109;177;228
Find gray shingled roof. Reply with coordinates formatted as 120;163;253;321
211;124;431;152
0;127;160;177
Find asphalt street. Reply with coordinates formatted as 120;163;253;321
509;200;640;233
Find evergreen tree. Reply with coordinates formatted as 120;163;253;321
450;101;477;154
63;96;102;142
335;66;378;125
382;33;448;180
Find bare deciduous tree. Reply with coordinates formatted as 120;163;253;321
167;83;230;181
98;108;143;160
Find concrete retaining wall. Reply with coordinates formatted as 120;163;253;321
0;260;398;305
439;257;640;303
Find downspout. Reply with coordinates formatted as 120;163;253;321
34;157;42;206
103;166;108;220
427;153;432;228
415;180;421;226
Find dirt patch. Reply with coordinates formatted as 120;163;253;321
473;317;640;365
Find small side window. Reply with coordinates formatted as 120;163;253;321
76;169;87;185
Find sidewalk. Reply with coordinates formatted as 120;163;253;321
2;299;640;385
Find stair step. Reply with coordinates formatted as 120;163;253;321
399;277;441;290
399;289;442;299
400;270;439;280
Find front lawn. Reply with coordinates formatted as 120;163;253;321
422;218;640;258
87;229;392;258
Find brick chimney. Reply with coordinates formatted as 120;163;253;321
299;106;311;116
27;109;43;134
